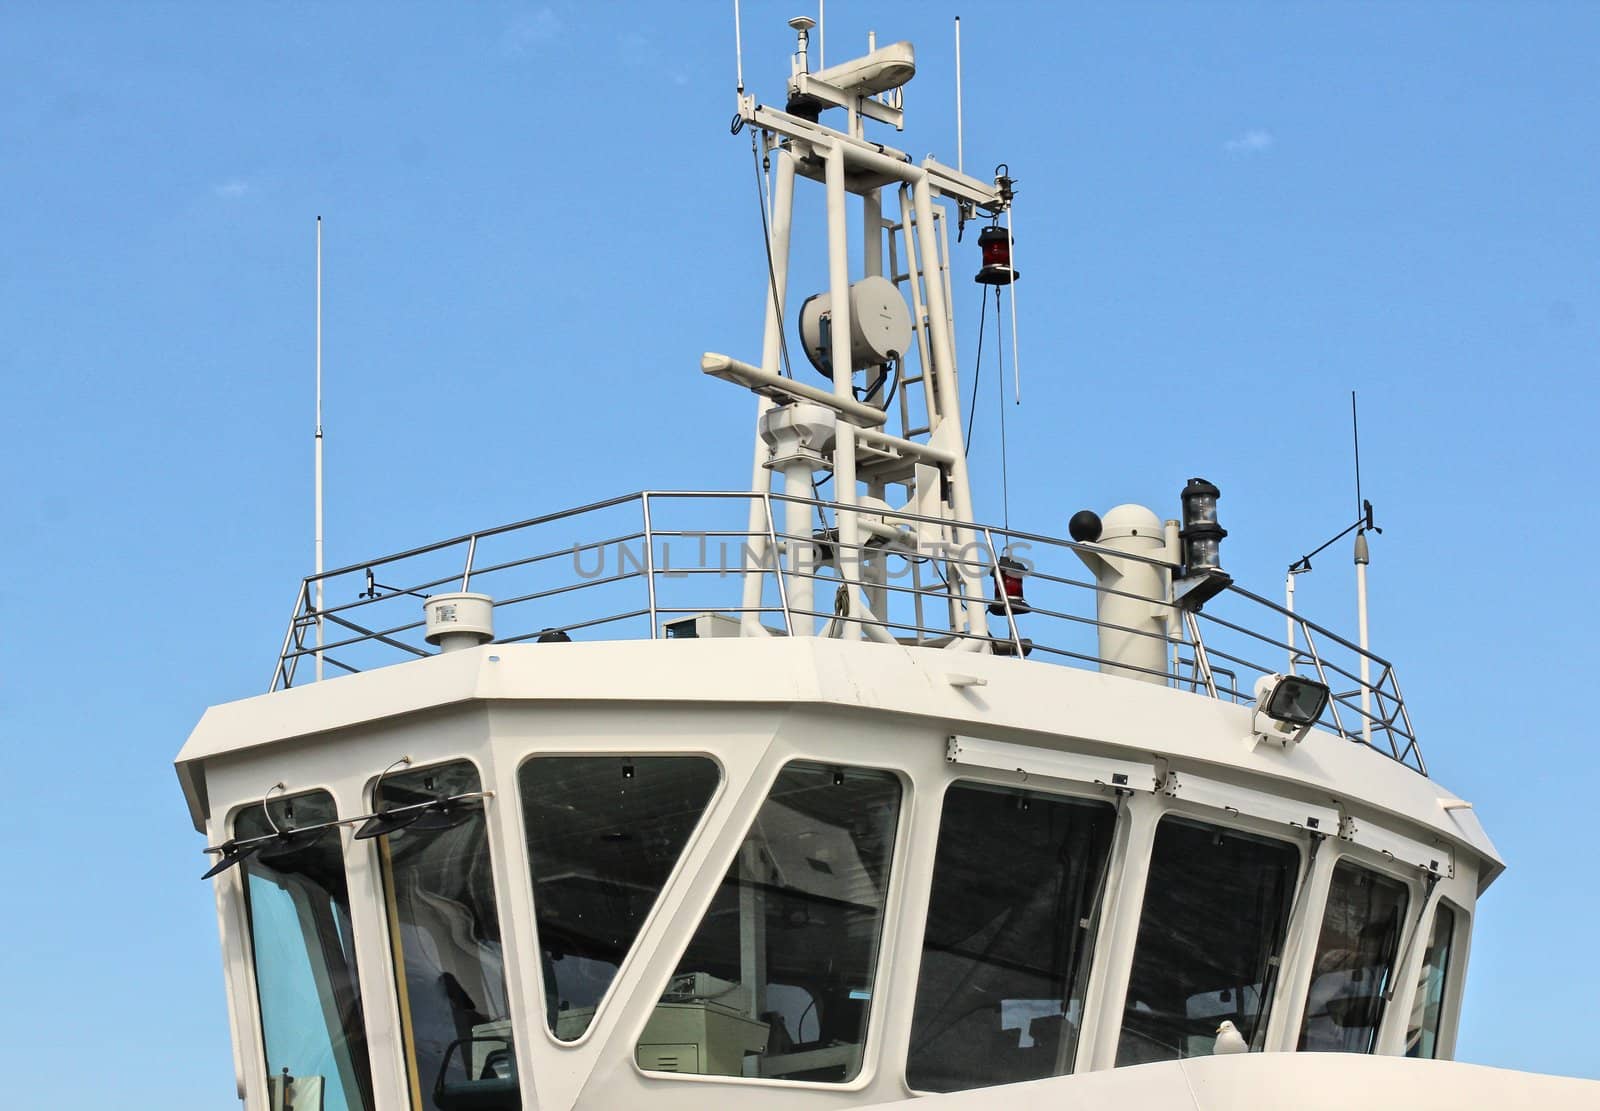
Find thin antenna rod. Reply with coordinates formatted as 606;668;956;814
1351;390;1362;517
1351;389;1372;746
954;16;965;174
733;0;744;93
995;286;1011;531
818;0;825;69
1006;207;1020;403
314;217;325;683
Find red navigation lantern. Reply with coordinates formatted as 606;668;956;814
988;553;1031;616
975;224;1019;285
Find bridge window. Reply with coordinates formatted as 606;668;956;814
639;761;902;1083
237;790;375;1111
520;756;721;1040
373;761;516;1110
1405;902;1456;1058
907;783;1116;1092
1117;817;1299;1065
1299;861;1409;1053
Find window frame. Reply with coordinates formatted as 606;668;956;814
1112;807;1307;1066
361;755;520;1111
1404;895;1465;1060
630;753;913;1093
904;775;1123;1094
514;747;728;1051
229;783;377;1111
1291;847;1422;1055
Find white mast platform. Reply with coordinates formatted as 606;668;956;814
178;17;1595;1111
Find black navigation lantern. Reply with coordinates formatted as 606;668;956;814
1173;477;1232;610
1179;477;1227;576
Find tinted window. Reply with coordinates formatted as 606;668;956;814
374;761;516;1109
1117;817;1299;1065
520;756;720;1040
1299;861;1409;1053
908;784;1116;1091
639;762;902;1083
237;791;375;1111
1405;903;1455;1059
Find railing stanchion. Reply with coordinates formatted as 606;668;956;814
272;579;311;691
1183;610;1218;698
762;492;793;637
641;493;659;637
981;527;1021;658
1298;623;1350;741
1388;667;1425;774
461;534;478;592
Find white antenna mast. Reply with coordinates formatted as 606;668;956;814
1006;205;1021;402
314;216;325;682
733;0;745;93
1352;390;1372;746
817;0;825;69
954;16;965;173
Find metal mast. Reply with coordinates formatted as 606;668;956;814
710;19;1015;648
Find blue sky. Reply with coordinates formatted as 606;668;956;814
3;2;1596;1106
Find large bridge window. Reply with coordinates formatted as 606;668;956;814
1117;817;1299;1065
520;755;721;1040
373;761;516;1110
237;791;375;1111
1405;902;1456;1059
908;784;1115;1092
1299;861;1409;1053
639;762;902;1083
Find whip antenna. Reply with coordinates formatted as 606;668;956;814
314;216;325;682
954;16;965;174
1006;206;1021;403
1351;389;1375;745
733;0;744;94
1352;389;1364;520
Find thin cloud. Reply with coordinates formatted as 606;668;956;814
502;7;562;57
1224;129;1274;154
214;178;251;199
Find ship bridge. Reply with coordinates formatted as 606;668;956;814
177;16;1557;1110
178;491;1499;1111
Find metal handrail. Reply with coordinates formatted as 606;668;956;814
273;489;1426;773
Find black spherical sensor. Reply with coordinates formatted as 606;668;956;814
1068;510;1103;543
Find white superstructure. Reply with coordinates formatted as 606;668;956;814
177;16;1596;1111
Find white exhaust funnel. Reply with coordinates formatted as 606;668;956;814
424;593;495;653
1073;504;1171;684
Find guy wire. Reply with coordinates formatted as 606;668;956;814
964;286;989;453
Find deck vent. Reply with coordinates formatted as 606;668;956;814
424;592;495;652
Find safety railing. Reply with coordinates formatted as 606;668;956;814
272;490;1424;774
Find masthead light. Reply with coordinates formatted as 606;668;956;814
1179;477;1226;575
